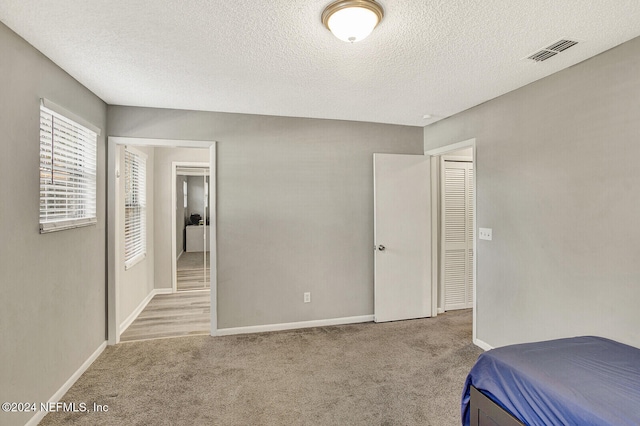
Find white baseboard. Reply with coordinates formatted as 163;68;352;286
474;338;493;351
437;308;445;314
214;315;374;336
26;341;106;426
177;250;184;260
119;288;173;334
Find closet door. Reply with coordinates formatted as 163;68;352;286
443;161;474;310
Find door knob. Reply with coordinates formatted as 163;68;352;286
378;245;385;251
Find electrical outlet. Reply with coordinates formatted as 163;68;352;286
304;292;311;303
479;228;493;241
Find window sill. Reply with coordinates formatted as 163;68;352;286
125;253;146;271
40;218;97;234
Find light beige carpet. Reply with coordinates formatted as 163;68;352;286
41;309;481;425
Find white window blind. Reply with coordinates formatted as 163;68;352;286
39;102;98;233
124;148;147;269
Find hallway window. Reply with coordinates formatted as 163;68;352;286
39;101;98;233
124;147;147;269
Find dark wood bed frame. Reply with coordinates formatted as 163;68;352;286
470;386;524;426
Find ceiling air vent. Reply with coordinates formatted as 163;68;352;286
524;38;579;62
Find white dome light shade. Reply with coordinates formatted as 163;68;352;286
328;7;378;42
322;1;384;43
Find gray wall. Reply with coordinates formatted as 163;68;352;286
153;147;210;290
424;36;640;349
116;145;155;329
107;107;423;328
0;22;107;426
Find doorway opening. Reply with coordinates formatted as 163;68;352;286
440;148;474;312
107;137;217;345
173;164;211;292
426;139;476;343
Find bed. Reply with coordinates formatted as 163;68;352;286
461;336;640;426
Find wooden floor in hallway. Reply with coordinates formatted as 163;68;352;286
177;251;210;291
120;291;210;342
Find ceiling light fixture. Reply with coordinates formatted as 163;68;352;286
322;0;384;43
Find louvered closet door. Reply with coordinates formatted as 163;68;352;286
443;161;474;310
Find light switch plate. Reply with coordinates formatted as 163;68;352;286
479;228;492;241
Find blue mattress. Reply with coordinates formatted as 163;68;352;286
461;336;640;426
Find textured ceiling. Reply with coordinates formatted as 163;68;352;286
1;1;640;126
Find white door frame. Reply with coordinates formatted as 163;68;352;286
172;162;210;293
107;137;217;345
425;138;477;344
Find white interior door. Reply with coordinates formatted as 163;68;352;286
373;153;431;322
442;160;474;310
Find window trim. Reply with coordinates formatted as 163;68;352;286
40;217;98;233
125;252;146;271
41;98;102;135
39;98;100;234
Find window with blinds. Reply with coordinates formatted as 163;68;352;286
39;101;98;233
124;148;147;269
